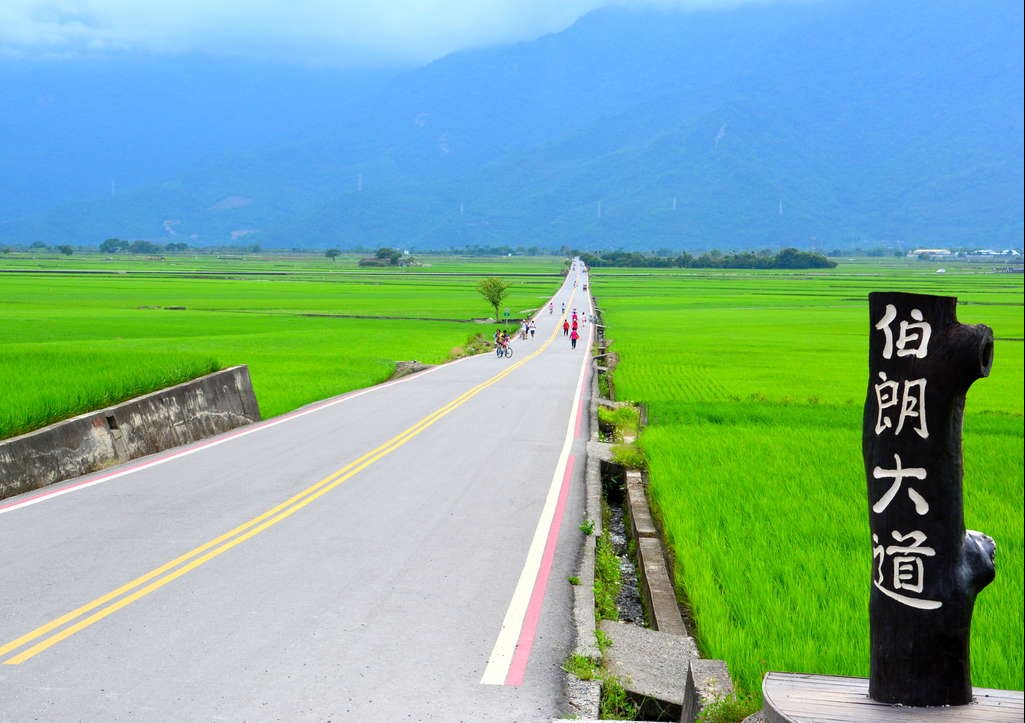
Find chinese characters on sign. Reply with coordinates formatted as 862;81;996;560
870;303;940;610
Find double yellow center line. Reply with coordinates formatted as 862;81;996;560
1;315;566;665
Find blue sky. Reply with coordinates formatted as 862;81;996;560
0;0;794;66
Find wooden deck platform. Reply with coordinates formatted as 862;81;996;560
763;672;1024;722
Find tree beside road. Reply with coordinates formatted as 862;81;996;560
477;277;511;322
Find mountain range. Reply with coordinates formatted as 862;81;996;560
1;0;1022;251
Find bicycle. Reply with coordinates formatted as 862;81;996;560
496;343;513;358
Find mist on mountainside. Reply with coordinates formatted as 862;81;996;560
1;0;1022;251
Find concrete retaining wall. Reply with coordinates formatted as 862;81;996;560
0;365;261;501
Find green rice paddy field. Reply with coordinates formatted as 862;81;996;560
0;253;566;439
592;259;1024;699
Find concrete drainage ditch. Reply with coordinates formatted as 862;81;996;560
603;472;645;627
564;310;739;722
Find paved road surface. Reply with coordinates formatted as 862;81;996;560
0;265;594;722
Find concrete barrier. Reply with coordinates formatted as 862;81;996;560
0;365;261;500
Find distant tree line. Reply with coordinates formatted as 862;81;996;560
575;247;837;269
99;238;180;254
357;247;416;267
97;238;261;255
3;240;840;269
340;244;547;257
828;246;905;257
456;244;546;256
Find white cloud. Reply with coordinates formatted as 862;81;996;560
0;0;793;65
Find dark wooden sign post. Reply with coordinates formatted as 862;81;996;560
761;292;1019;719
862;291;996;706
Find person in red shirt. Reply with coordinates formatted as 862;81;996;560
570;328;580;349
563;320;570;336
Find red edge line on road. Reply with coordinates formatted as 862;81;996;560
504;453;576;686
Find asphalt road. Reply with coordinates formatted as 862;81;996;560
0;265;595;722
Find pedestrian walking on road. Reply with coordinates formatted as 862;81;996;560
563;320;570;336
570;329;580;349
529;320;536;339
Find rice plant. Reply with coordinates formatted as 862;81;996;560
593;262;1024;699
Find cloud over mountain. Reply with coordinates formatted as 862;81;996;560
1;0;795;65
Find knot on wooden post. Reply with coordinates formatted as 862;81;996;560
862;291;996;707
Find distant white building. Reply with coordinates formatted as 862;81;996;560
970;249;1022;257
908;248;953;257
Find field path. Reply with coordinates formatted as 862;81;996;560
0;264;594;721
